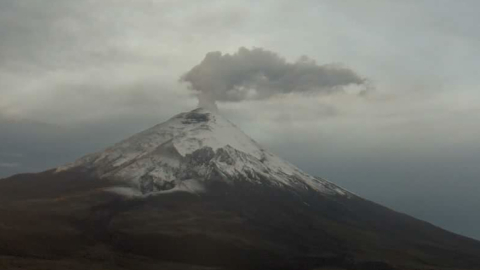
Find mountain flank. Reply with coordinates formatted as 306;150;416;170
1;108;480;270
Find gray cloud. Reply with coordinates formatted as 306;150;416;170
181;47;367;107
0;162;20;168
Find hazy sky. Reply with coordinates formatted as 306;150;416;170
1;0;479;240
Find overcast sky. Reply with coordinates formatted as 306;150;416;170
1;0;479;240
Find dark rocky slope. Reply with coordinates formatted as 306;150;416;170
1;170;480;270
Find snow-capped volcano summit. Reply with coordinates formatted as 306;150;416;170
4;110;480;270
57;108;348;196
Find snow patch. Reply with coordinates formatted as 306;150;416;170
152;179;205;195
105;179;205;198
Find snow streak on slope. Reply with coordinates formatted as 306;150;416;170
57;108;349;197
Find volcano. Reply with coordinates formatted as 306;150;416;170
1;108;480;270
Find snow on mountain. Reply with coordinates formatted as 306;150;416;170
57;108;349;197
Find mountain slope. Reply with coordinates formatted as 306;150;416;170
1;108;480;270
57;108;348;196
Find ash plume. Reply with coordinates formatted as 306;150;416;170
181;47;368;109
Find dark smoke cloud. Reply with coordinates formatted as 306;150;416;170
181;47;368;108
